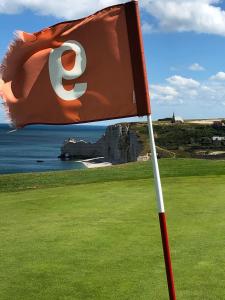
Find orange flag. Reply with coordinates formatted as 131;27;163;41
0;1;150;128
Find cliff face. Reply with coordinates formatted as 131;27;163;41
60;124;144;163
60;139;104;159
101;124;143;163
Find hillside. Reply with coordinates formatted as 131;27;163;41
130;121;225;159
59;120;225;163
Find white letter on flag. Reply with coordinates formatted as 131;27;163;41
49;40;87;101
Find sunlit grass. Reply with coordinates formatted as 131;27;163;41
0;159;224;299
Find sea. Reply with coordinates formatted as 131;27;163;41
0;124;106;174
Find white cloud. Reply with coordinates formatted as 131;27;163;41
201;85;215;92
151;72;225;111
210;71;225;81
0;0;126;19
151;84;179;101
189;63;205;71
140;0;225;36
166;75;200;88
1;0;225;37
142;22;154;34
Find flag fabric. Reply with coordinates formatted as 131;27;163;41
0;1;150;128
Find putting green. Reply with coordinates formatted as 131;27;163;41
0;160;225;299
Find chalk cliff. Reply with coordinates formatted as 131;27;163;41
101;124;144;163
59;124;145;163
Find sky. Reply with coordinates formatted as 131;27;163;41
0;0;225;125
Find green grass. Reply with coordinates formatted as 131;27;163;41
0;159;225;299
1;158;225;193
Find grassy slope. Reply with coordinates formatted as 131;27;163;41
0;159;225;299
1;159;225;193
130;122;225;158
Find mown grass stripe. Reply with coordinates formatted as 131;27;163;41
1;159;225;193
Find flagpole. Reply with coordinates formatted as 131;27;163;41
127;0;176;298
147;114;176;300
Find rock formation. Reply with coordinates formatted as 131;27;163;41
59;139;104;159
101;124;143;163
59;124;145;164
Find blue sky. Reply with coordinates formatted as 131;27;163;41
0;0;225;124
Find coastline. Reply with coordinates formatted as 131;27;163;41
0;124;106;174
79;157;112;169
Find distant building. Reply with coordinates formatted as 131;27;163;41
171;113;184;124
212;121;225;128
158;113;184;123
212;136;225;141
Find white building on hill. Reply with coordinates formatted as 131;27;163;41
212;136;225;141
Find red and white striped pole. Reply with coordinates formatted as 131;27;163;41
147;114;176;300
128;0;176;297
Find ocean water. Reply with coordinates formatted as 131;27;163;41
0;124;106;174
